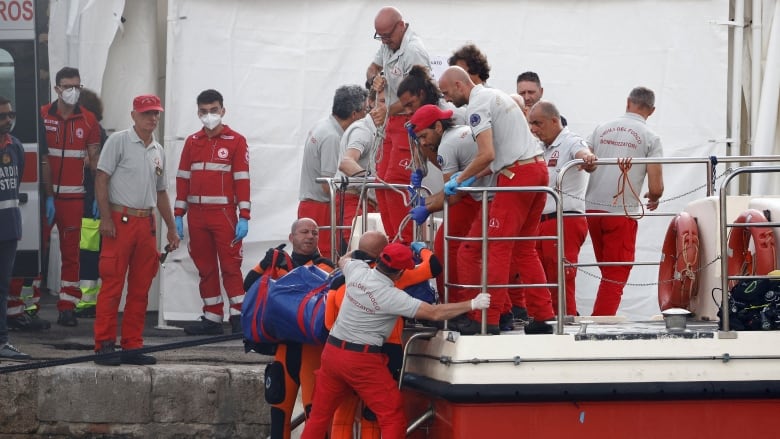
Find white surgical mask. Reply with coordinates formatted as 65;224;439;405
200;113;222;130
61;87;80;106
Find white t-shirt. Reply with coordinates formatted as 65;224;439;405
542;127;590;214
298;115;344;202
334;114;378;181
98;126;166;209
437;125;490;201
373;25;430;108
466;84;543;173
330;259;422;346
585;112;663;213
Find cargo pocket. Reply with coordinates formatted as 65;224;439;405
98;247;119;279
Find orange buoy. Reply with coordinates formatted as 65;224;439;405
658;212;700;311
727;209;777;288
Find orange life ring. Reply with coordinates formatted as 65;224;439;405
727;208;777;288
658;212;700;311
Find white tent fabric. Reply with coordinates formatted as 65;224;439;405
158;0;729;321
54;0;780;321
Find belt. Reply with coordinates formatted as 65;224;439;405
327;335;381;353
540;210;583;222
110;204;153;217
500;155;545;178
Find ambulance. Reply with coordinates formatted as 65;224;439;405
0;0;49;278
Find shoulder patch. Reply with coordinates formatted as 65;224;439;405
469;113;481;127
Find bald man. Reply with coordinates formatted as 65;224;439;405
438;66;555;335
366;6;430;241
244;218;335;439
527;101;596;317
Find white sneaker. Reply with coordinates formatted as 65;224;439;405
0;343;31;360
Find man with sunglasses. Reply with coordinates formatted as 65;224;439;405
365;6;430;242
0;96;32;360
40;66;102;327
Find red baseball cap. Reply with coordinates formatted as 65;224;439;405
409;105;453;134
133;94;164;113
379;242;415;271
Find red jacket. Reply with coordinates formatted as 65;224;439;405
40;101;101;198
175;125;251;219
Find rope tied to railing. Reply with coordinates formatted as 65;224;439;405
612;157;645;219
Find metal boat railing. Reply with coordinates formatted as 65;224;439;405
442;155;780;335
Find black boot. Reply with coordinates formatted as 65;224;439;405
94;341;121;366
183;316;224;335
229;315;243;334
57;310;78;327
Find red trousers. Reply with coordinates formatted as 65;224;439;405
297;200;332;260
187;206;244;321
94;211;159;350
458;160;555;324
537;216;589;316
303;344;405;439
586;211;638;316
53;197;83;311
375;115;414;243
434;195;480;304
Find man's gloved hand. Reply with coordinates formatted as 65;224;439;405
235;218;249;241
45;196;55;225
443;172;477;196
92;199;100;219
470;292;491;310
174;216;184;239
410;169;424;188
410;205;430;225
260;243;287;270
410;241;426;259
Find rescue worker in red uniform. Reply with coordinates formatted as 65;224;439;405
302;243;489;439
243;218;335;439
325;232;441;439
367;7;430;242
175;89;251;335
40;67;101;327
92;95;180;366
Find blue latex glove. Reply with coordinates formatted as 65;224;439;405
235;218;249;241
410;169;424;188
45;196;55;226
405;121;418;142
410;205;430;225
92;199;100;219
443;172;476;196
174;216;184;239
410;241;427;259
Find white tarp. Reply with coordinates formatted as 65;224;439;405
157;0;729;321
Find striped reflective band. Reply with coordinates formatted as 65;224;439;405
0;199;19;209
228;294;245;305
48;148;86;158
238;201;251;210
54;184;86;194
203;296;224;306
187;195;229;204
177;170;191;179
233;171;249;180
191;162;231;172
174;200;187;209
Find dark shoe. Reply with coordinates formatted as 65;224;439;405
0;343;31;360
524;320;554;335
229;315;242;334
94;341;121;366
184;316;224;335
7;312;51;331
499;312;515;331
512;305;529;324
75;305;96;318
120;350;157;365
451;318;500;335
57;310;78;327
